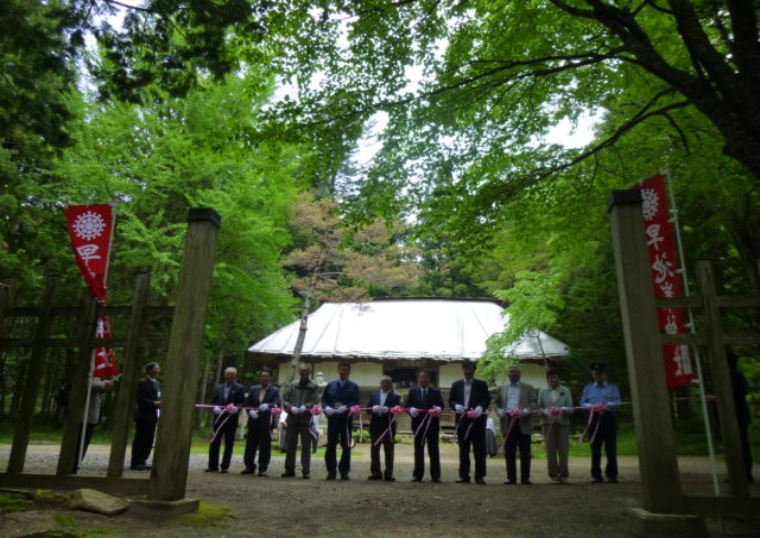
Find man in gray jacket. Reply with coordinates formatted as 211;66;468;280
281;363;321;479
537;369;574;483
495;364;537;485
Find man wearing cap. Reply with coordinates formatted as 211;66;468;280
406;369;444;483
206;367;245;473
130;362;161;471
281;363;321;479
495;364;537;485
368;375;401;481
449;360;491;484
322;361;361;480
580;363;622;483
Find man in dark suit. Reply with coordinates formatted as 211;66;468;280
368;375;401;481
405;369;444;483
206;366;245;473
450;360;491;484
322;361;361;480
130;362;161;471
241;367;281;476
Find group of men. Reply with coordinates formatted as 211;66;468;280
200;359;623;485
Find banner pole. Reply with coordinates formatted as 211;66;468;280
76;348;96;472
664;168;720;496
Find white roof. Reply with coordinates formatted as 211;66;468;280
247;299;568;362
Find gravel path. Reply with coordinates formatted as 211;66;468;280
1;442;758;537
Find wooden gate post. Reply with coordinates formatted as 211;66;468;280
149;208;220;501
607;191;685;514
695;260;749;497
107;273;151;478
57;288;99;475
7;277;60;473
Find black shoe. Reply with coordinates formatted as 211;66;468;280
590;478;604;483
475;477;486;485
456;477;471;484
204;468;218;473
368;475;383;481
411;477;422;482
144;464;152;470
221;469;229;474
240;468;256;475
281;472;295;478
302;474;310;479
258;471;268;477
503;480;516;485
384;476;396;482
340;474;350;481
326;473;337;481
521;480;532;485
432;478;441;483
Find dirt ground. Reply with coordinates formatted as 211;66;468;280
1;442;759;538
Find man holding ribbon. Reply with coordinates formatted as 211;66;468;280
495;364;537;485
449;360;491;485
206;367;245;473
322;362;361;480
406;369;444;483
241;367;281;477
537;369;574;484
130;362;161;471
282;363;321;479
580;363;621;483
368;375;401;482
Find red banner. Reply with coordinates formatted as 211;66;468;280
94;315;118;378
66;204;113;303
66;204;118;377
633;175;695;387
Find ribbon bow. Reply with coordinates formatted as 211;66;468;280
390;406;403;415
309;406;322;416
549;407;562;417
428;407;442;418
508;408;523;418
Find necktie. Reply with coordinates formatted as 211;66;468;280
422;388;427;402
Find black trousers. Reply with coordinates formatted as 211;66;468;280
739;422;754;481
505;417;531;483
244;419;272;472
131;418;157;467
370;430;395;478
458;417;487;479
325;415;353;475
589;413;617;480
413;424;440;480
208;415;238;471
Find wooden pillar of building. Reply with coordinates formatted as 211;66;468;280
607;190;685;514
695;261;749;497
107;273;151;478
149;208;220;501
56;288;99;475
7;277;60;473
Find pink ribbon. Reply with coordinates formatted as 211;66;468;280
350;405;363;443
209;403;239;445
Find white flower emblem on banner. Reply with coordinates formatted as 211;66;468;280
73;211;106;241
640;188;659;221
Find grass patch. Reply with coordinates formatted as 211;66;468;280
0;493;33;512
177;501;231;529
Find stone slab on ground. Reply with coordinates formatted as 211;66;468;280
66;488;129;517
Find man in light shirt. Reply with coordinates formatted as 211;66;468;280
495;364;537;485
368;376;401;481
537;369;574;483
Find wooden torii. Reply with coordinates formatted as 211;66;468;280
608;190;759;536
0;208;219;507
